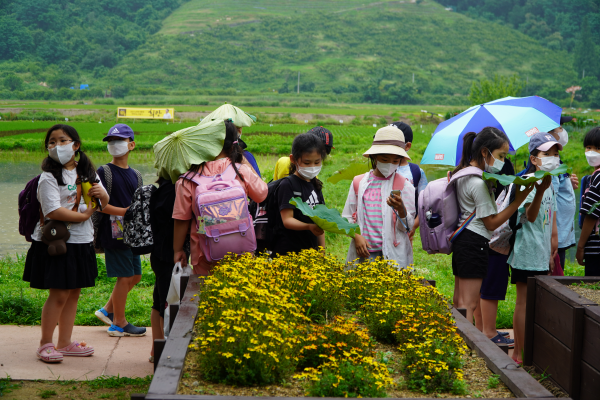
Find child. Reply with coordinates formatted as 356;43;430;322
577;126;600;276
451;127;533;325
23;124;109;363
273;126;333;180
93;124;146;338
390;121;428;242
272;132;328;256
508;132;559;364
173;121;267;274
342;125;416;267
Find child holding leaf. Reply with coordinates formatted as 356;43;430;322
342;126;416;268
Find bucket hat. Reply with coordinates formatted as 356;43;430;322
363;125;411;159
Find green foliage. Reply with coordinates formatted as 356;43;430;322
574;16;599;79
469;74;523;105
487;374;500;389
3;74;24;91
0;374;21;397
327;162;370;184
482;163;571;186
289;197;361;238
38;389;57;399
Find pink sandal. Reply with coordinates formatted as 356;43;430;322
56;341;94;357
37;343;63;363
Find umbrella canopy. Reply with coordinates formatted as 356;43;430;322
421;96;562;166
154;119;226;183
201;104;255;127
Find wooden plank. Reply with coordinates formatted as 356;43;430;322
452;308;554;398
532;323;572;394
534;286;574;347
582;314;600;372
154;339;166;373
569;307;584;400
148;275;204;396
144;396;562;400
524;277;537;366
169;304;179;332
584;305;600;324
536;276;598;307
580;360;600;400
129;394;146;400
180;275;190;302
551;276;600;285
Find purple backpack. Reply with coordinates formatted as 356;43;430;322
181;164;256;262
18;175;42;242
418;166;482;255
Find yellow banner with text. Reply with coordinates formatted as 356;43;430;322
117;107;175;121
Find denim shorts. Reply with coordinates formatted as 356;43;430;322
105;248;142;278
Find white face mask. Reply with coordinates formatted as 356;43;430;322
556;127;568;147
376;162;396;178
537;156;560;172
48;143;75;165
485;151;504;173
107;140;130;157
586;151;600;167
297;165;321;180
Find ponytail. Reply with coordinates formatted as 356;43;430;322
453;127;509;174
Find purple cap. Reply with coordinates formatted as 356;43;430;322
103;124;134;142
528;131;562;153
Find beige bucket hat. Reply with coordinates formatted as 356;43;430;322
362;125;411;159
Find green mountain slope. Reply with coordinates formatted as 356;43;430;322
0;0;579;105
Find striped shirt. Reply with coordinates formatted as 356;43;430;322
361;173;388;252
580;171;600;255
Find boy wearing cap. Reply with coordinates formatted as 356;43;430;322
273;126;333;180
390;121;428;242
94;124;146;337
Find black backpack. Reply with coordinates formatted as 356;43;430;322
123;184;156;255
248;176;302;253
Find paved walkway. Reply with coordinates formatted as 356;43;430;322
0;325;154;380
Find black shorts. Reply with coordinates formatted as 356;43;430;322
510;267;549;284
480;253;510;300
150;254;173;318
452;229;489;279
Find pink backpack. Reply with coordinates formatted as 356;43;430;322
182;164;256;262
417;166;482;255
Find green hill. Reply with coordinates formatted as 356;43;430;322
0;0;580;105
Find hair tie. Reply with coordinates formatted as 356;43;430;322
233;140;239;144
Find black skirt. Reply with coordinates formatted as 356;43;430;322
452;229;489;279
23;241;98;290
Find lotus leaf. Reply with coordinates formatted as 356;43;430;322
482;163;571;186
327;163;370;184
289;197;360;238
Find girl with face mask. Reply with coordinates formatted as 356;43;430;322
576;126;600;276
271;133;328;256
341;126;416;268
508;131;560;364
23;124;109;363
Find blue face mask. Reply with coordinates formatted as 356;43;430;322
485;150;504;173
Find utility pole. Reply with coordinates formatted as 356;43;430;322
412;73;414;84
297;72;300;94
583;69;586;79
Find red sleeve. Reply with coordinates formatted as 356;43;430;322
172;178;195;221
237;164;268;203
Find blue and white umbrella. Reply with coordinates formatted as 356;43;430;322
421;96;562;166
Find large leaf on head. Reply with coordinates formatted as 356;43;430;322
327;163;370;184
289;197;360;238
482;163;572;186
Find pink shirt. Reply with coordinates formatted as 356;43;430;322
173;158;268;269
361;172;388;252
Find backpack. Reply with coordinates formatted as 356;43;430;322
18;175;42;242
248;176;303;253
182;164;256;262
123;185;157;255
417;166;483;255
409;162;421;211
579;174;593;229
92;164;143;253
489;184;523;255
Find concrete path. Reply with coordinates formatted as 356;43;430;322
0;325;154;380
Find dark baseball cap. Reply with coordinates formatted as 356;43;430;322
308;126;334;148
560;116;574;125
390;121;413;143
528;131;563;153
103;123;135;141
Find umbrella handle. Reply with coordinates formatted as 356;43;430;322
206;181;232;190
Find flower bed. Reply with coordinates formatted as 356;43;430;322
177;250;513;398
524;275;600;400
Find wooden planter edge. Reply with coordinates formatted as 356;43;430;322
138;275;563;400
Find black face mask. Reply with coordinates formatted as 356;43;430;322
237;137;248;150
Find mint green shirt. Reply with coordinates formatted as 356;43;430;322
508;184;557;271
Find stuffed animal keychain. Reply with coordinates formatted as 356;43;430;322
41;220;71;256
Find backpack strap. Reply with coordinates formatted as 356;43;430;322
101;165;113;196
353;174;366;196
132;167;143;189
408;163;421;188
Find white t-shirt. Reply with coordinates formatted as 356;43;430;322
31;169;104;244
455;175;497;239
